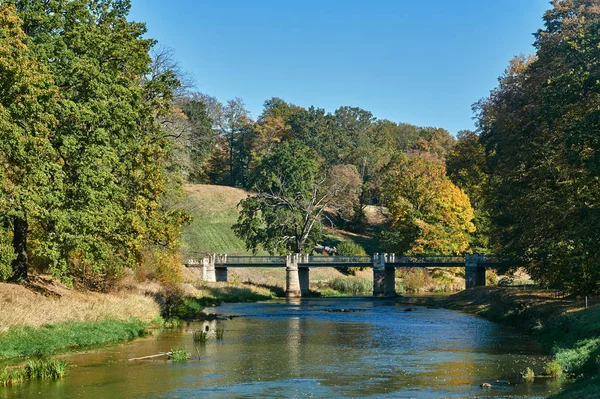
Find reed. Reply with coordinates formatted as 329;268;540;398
0;358;67;386
215;326;225;340
193;330;207;343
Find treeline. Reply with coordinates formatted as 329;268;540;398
3;0;597;296
171;94;480;256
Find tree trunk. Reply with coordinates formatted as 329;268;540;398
10;216;29;283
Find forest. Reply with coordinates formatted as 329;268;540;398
0;0;599;296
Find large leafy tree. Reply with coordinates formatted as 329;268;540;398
477;0;600;294
233;140;361;254
3;0;188;286
380;154;475;255
446;130;490;253
0;4;59;281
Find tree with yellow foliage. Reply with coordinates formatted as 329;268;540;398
380;155;475;255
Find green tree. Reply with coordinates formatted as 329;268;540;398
8;0;188;286
233;140;361;254
477;0;600;294
0;4;59;281
380;154;475;255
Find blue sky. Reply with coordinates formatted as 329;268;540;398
129;0;550;134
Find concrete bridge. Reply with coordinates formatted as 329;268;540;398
185;253;500;298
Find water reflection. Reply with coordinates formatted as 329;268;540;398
0;298;563;399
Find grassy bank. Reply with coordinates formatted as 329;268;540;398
0;319;149;360
438;288;600;398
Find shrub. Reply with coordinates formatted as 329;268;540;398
554;338;600;375
336;241;367;256
544;360;563;378
335;241;367;276
402;269;428;293
521;367;535;382
170;348;190;362
329;277;372;295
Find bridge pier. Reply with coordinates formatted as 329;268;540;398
286;254;301;298
465;254;486;289
385;265;396;297
373;253;385;297
299;267;310;295
204;254;216;282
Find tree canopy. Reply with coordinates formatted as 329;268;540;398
476;0;600;294
233;140;361;254
381;155;475;255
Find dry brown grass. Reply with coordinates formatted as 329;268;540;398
183;184;248;216
0;276;161;333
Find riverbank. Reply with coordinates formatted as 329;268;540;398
423;287;600;399
0;271;279;363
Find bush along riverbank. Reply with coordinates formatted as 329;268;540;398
437;288;600;399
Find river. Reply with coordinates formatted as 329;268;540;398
1;298;563;398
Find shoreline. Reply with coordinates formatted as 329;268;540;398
406;287;600;399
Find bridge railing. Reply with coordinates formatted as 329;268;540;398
388;256;465;265
215;256;286;265
305;255;373;264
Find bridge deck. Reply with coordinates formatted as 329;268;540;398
184;255;501;268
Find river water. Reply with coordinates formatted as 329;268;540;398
1;298;563;399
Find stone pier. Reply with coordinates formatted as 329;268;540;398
204;254;216;282
285;254;301;298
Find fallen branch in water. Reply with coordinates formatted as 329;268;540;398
128;352;173;361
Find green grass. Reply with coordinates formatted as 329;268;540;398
182;185;265;255
0;358;67;386
326;277;373;295
0;319;148;359
545;360;563;378
25;358;67;380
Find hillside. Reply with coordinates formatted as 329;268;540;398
182;184;259;255
181;184;385;256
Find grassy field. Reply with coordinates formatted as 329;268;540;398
181;184;263;255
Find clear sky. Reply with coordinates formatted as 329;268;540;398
129;0;550;134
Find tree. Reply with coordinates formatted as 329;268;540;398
0;4;59;281
446;130;491;253
412;127;456;161
380;154;475;255
7;0;188;287
233;140;361;254
477;0;600;294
